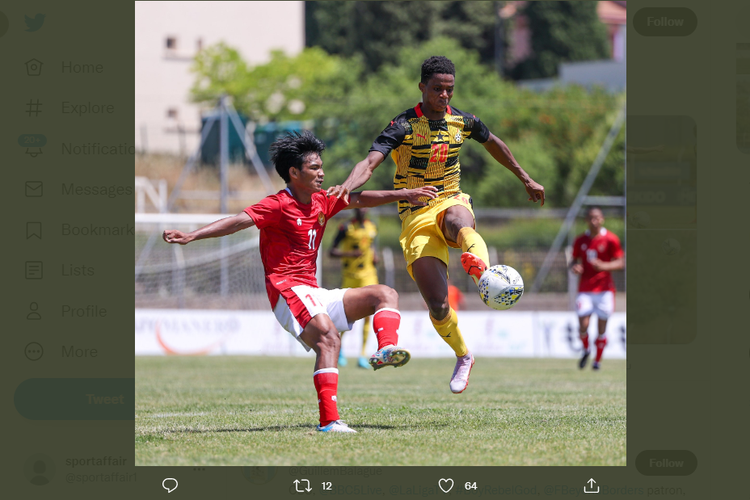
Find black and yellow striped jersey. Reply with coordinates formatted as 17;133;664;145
369;103;490;220
331;219;378;280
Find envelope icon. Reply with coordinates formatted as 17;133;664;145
25;181;43;197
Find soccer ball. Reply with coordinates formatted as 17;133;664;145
478;265;524;311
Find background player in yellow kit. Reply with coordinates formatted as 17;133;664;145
328;56;545;393
330;207;380;369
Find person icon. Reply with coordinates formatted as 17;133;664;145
27;302;41;320
30;461;50;485
24;453;55;485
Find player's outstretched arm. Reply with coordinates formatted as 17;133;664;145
482;133;545;206
327;151;386;202
163;212;255;245
347;186;438;209
590;256;625;272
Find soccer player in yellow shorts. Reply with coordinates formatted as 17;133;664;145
329;56;545;393
330;208;380;368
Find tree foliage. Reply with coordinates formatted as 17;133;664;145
305;1;497;72
191;44;361;123
190;38;624;208
510;1;610;80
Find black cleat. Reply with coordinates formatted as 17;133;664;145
579;350;590;369
592;361;600;370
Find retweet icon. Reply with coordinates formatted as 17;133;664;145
25;13;45;32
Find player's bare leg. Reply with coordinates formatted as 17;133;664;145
592;318;609;370
300;315;355;433
412;257;474;393
342;286;410;370
578;315;591;369
442;205;490;286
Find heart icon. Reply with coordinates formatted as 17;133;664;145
438;478;454;493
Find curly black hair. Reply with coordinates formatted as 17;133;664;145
269;130;326;183
421;56;455;84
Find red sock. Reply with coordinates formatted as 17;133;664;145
595;336;607;362
581;334;590;351
313;369;339;426
373;308;400;350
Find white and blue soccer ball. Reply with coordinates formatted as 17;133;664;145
478;265;524;311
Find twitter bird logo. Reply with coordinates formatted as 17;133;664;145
25;13;45;32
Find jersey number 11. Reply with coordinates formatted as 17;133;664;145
307;229;317;250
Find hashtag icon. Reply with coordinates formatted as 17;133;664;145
26;99;42;117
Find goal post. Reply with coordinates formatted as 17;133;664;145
135;213;267;310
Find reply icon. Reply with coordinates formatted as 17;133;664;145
162;478;178;493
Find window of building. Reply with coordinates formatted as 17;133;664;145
165;37;177;50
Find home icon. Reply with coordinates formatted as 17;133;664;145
25;58;43;76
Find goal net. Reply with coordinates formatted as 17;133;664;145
135;213;268;310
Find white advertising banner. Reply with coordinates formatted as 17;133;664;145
135;309;626;359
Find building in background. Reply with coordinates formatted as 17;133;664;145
502;1;626;66
135;1;304;155
501;1;626;92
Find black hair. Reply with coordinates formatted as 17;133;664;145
421;56;455;84
586;206;603;216
269;130;326;183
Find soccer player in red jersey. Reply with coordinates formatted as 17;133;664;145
569;207;625;370
163;131;436;433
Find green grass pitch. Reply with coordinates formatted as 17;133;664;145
135;356;625;466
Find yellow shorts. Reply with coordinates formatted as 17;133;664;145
399;194;475;280
341;274;379;289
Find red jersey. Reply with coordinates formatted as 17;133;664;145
244;188;349;309
572;228;624;292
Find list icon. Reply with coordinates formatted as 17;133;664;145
25;261;43;279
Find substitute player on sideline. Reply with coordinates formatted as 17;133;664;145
163;131;437;433
329;208;380;369
328;56;545;393
569;206;624;370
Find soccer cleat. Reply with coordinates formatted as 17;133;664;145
369;345;411;371
450;352;475;393
592;361;600;370
317;420;357;433
337;352;348;367
357;356;370;369
461;252;487;287
579;350;590;369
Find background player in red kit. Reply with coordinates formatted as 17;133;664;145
569;206;624;370
163;131;436;433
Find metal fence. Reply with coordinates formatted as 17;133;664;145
135;210;625;311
